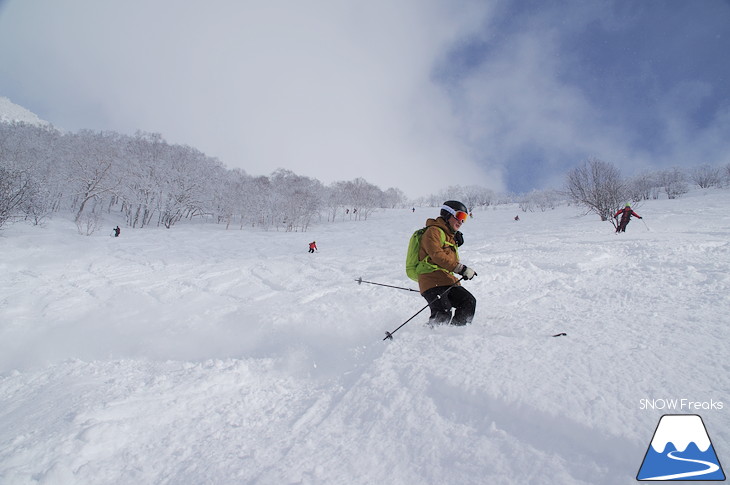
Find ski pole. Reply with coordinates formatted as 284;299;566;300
355;277;419;293
642;218;650;231
383;277;464;341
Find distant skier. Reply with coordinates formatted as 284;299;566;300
113;226;121;237
415;200;477;326
514;215;520;221
308;241;318;253
614;204;642;233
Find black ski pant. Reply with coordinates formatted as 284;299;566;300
616;218;630;232
422;285;476;326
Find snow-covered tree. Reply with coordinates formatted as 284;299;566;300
0;122;61;227
269;169;324;232
64;130;123;226
690;163;722;189
0;165;31;228
342;178;382;220
565;157;627;222
121;132;169;228
519;189;561;212
325;181;349;222
626;172;661;202
657;167;689;199
461;185;495;211
158;145;211;228
381;187;406;209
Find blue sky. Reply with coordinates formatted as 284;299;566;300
1;0;728;196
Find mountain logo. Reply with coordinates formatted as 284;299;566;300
637;414;726;481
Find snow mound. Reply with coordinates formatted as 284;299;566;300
0;96;50;126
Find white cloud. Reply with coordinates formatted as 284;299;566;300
0;0;499;197
2;0;729;195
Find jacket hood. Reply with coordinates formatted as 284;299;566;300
425;216;454;235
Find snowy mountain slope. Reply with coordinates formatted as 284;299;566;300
0;189;728;484
0;96;50;126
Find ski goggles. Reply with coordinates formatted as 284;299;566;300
441;205;468;222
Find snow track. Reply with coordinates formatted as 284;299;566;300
1;189;729;484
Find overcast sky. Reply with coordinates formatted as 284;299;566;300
1;0;729;196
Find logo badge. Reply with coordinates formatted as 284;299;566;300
637;414;725;481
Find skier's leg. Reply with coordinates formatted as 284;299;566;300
449;286;476;326
422;286;453;325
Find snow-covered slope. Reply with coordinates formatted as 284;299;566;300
0;189;728;484
0;96;49;126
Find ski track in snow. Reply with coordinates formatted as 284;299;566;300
1;189;729;484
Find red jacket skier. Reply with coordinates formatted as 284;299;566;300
614;204;642;233
308;241;318;253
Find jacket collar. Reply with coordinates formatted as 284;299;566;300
427;216;455;235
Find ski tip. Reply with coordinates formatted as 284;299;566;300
383;331;393;341
552;332;567;337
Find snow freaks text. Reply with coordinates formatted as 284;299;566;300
639;399;724;411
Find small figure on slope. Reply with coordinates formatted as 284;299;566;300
614;204;642;233
308;241;318;253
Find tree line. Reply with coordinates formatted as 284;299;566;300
564;157;730;229
2;121;728;233
0;122;411;233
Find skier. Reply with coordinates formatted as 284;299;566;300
416;200;477;326
113;226;121;237
308;241;318;253
614;204;642;233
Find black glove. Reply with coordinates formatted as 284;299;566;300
454;231;464;247
455;264;477;280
